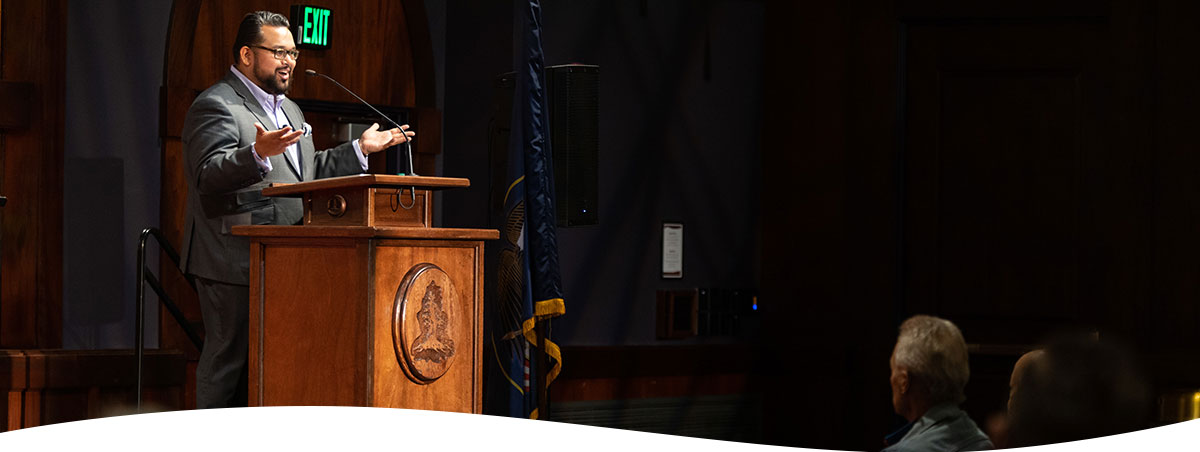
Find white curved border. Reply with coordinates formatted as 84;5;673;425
0;407;1195;451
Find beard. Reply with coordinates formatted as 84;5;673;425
254;64;292;95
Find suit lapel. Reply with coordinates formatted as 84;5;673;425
283;101;313;181
224;72;274;130
225;71;304;180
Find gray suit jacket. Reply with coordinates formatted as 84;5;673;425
179;70;364;285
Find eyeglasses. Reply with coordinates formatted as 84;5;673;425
251;45;300;61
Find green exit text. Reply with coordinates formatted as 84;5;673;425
301;7;331;47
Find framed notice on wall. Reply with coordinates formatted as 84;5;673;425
662;222;683;279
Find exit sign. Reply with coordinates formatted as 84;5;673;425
291;5;331;49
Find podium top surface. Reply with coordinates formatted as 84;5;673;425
263;174;471;197
232;225;499;240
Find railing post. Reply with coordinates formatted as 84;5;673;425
135;228;150;412
134;227;202;413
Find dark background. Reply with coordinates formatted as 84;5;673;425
442;1;763;346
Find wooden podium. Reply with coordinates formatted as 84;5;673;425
232;175;497;412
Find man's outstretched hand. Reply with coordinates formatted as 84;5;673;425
359;123;415;155
254;123;303;157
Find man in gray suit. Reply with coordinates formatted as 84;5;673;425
180;11;413;408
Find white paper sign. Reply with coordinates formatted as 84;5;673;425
662;222;683;278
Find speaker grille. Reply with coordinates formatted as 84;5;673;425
547;64;600;227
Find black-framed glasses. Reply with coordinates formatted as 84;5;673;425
251;45;300;61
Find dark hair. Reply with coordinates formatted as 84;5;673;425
232;11;290;61
1007;334;1151;447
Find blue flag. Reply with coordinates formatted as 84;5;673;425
488;0;565;420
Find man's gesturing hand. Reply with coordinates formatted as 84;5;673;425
359;123;416;155
254;123;303;158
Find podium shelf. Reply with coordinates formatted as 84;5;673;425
232;225;499;240
263;174;470;197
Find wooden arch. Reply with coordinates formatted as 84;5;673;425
157;0;439;407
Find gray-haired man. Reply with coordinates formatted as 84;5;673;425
883;315;993;452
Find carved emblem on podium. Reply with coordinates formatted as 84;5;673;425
393;263;458;383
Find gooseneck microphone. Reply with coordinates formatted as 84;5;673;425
304;69;416;177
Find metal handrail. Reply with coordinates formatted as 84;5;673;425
135;227;202;412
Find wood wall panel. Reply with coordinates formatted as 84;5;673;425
164;0;434;117
0;349;186;431
0;0;64;349
1147;0;1200;357
0;81;32;130
762;0;899;448
546;345;760;440
160;0;439;406
762;0;1171;449
549;345;758;403
902;21;1115;345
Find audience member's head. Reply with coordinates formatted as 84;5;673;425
1006;334;1150;447
983;348;1045;448
889;315;972;421
1007;348;1045;414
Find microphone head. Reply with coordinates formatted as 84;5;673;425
304;69;318;76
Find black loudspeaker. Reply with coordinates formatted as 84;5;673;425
546;64;599;227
